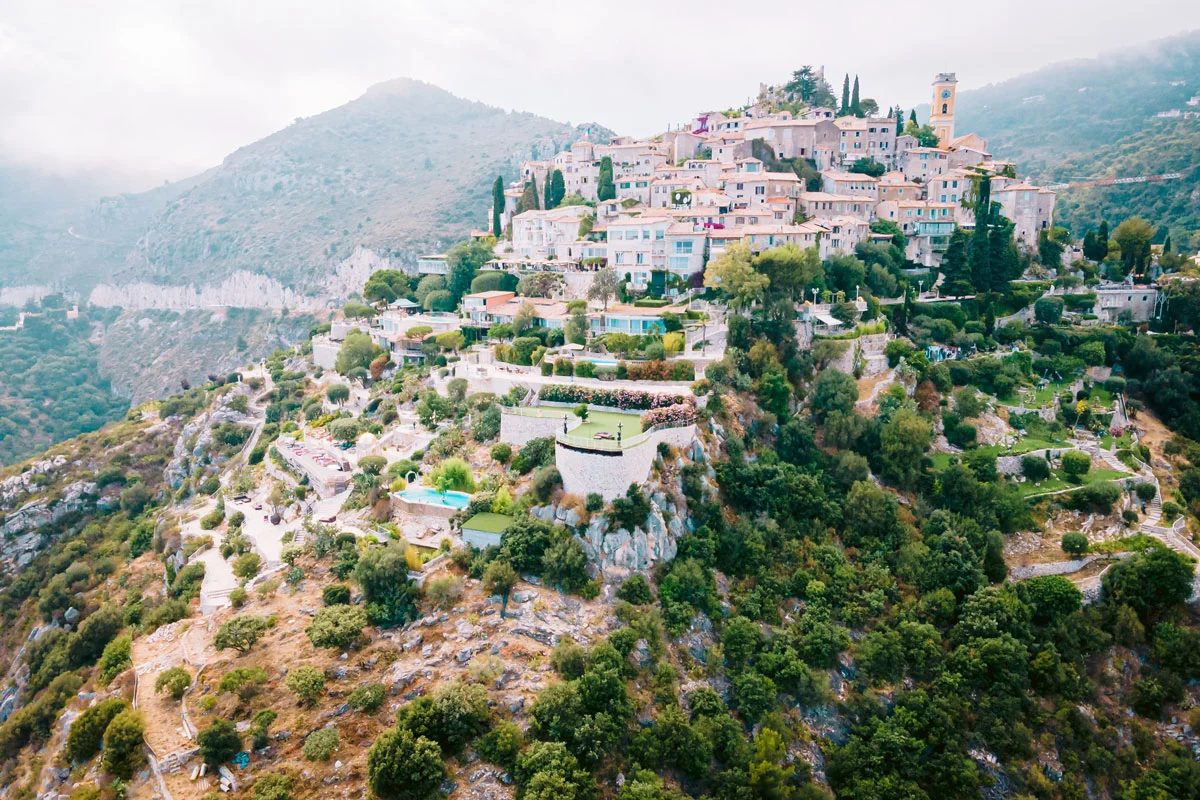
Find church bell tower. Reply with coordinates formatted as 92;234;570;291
930;73;958;147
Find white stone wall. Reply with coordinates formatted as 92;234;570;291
463;529;503;550
500;411;581;446
557;424;696;501
313;337;339;370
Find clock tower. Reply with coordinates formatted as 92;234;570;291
929;73;957;147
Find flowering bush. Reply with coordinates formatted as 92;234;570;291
640;400;697;429
538;385;685;410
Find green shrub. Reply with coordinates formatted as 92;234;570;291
285;666;326;705
250;709;277;750
366;726;445;800
219;667;269;700
1135;482;1157;502
303;727;340;761
322;584;351;606
97;634;132;686
233;552;262;581
214;615;269;654
1060;531;1089;556
306;605;367;649
394;681;490;755
616;574;653;605
529;467;562;503
1061;450;1092;479
101;709;146;779
490;443;512;465
66;698;128;762
155;667;192;701
252;773;292;800
198;719;242;766
348;683;386;713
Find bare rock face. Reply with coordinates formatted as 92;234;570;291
88;248;389;312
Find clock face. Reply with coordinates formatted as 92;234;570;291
941;89;952;99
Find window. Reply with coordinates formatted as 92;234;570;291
642;230;650;240
655;229;664;240
755;186;765;195
941;103;948;114
669;256;690;271
674;241;693;254
636;253;644;265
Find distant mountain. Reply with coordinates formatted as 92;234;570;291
953;30;1200;249
81;78;605;293
3;79;607;296
0;78;609;420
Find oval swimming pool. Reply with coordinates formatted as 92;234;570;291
398;486;472;508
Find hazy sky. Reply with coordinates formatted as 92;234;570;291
3;1;1198;189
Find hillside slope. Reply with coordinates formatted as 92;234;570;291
951;31;1200;248
104;78;606;291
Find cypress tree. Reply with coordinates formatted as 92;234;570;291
1082;230;1097;261
543;174;552;210
909;109;918;125
1163;234;1172;255
941;228;974;297
969;174;992;293
597;156;615;201
491;176;504;236
988;215;1021;290
516;179;539;214
841;75;850;115
1098;220;1110;259
851;76;861;116
549;169;565;209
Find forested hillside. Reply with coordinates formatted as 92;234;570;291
954;31;1200;249
0;303;129;465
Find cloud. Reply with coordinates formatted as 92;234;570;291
1;0;1197;185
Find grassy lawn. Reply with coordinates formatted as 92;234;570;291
1030;382;1070;407
1100;434;1113;451
1020;467;1129;498
571;410;643;440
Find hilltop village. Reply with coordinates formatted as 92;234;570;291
2;67;1200;800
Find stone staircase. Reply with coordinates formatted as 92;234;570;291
1144;484;1164;526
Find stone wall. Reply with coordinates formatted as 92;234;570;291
500;411;581;446
556;424;696;501
825;333;892;377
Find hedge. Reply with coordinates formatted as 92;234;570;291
538;385;685;410
640;401;697;429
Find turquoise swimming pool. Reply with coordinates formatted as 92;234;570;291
398;486;471;508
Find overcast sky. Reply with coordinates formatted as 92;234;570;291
3;1;1198;190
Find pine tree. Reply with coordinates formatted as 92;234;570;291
941;228;974;297
491;176;504;236
851;75;861;116
969;174;992;293
597;156;615;201
841;75;850;115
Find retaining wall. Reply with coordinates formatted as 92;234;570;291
500;410;581;446
825;333;892;377
557;424;696;501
